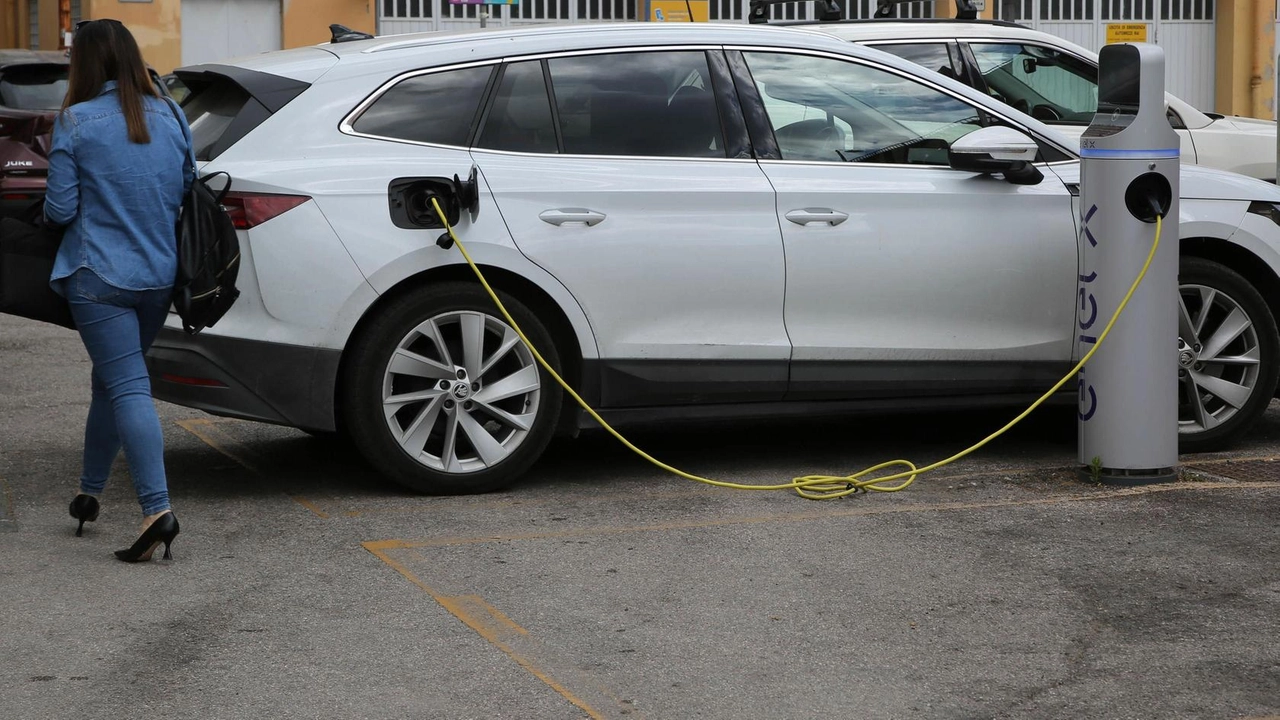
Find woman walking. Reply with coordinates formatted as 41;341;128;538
47;19;190;562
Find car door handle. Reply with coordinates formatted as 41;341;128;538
539;209;607;227
785;208;849;227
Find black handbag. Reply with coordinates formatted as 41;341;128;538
0;199;74;329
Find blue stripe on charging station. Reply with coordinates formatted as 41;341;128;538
1078;148;1181;159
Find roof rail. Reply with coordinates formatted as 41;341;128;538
748;0;843;24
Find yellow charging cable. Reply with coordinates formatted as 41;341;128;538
431;198;1162;499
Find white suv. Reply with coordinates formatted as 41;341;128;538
150;22;1280;494
803;19;1279;182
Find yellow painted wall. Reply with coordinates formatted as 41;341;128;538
83;0;181;73
1;0;31;48
283;0;373;48
37;0;58;51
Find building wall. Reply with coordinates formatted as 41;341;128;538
282;0;374;47
0;0;31;49
84;0;182;73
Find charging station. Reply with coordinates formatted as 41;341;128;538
1077;43;1179;484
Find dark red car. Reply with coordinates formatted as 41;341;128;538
0;49;172;219
0;50;67;218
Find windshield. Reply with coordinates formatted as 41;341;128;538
968;44;1098;124
0;64;69;111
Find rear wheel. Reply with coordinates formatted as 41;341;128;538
343;282;563;494
1177;257;1280;452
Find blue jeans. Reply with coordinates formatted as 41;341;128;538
64;269;173;516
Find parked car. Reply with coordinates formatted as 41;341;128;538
0;50;171;218
795;18;1279;182
148;22;1280;495
0;50;67;218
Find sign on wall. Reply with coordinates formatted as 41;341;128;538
647;0;710;21
1105;23;1149;44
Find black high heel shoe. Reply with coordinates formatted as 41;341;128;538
68;494;99;537
114;512;180;563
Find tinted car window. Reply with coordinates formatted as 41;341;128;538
547;51;725;158
353;65;494;146
968;43;1098;124
871;43;958;81
477;60;557;154
0;64;69;111
182;78;251;161
744;51;984;165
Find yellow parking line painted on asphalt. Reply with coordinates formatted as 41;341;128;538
367;480;1280;550
175;418;330;519
363;540;622;720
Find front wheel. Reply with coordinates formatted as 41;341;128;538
1177;257;1280;452
342;282;564;494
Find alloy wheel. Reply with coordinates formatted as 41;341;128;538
1177;283;1262;436
380;310;541;473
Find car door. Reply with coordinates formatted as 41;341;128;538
471;49;789;407
731;49;1079;400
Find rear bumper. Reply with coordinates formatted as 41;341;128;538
145;327;342;432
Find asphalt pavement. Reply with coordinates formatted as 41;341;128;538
2;313;1279;720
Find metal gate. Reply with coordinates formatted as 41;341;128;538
378;0;930;33
994;0;1216;111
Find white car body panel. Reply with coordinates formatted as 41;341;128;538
763;159;1077;361
474;150;790;362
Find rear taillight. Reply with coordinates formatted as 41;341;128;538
220;192;310;230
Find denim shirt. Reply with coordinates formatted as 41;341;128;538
46;81;192;292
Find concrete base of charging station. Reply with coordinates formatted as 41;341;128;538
1077;465;1181;486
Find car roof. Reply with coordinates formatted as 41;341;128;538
0;49;69;68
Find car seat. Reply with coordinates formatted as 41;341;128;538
773;118;846;161
662;85;722;157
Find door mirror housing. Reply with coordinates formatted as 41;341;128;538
948;126;1044;185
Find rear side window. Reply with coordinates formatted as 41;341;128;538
477;61;557;154
177;67;311;161
183;79;251;160
0;64;68;111
353;65;494;147
545;51;725;158
871;43;959;81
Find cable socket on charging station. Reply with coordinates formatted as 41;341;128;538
1125;171;1172;223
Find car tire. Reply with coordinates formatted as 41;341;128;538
342;282;563;494
1177;257;1280;452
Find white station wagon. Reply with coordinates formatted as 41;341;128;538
149;22;1280;494
803;18;1279;182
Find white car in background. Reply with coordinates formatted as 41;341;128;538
800;19;1279;182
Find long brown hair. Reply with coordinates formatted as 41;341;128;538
62;19;158;144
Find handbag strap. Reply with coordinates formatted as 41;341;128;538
163;96;231;203
163;96;197;182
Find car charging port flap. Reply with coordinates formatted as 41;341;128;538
387;167;481;245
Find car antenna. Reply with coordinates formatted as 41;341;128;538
329;24;374;43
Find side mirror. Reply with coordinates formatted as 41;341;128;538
948;126;1044;185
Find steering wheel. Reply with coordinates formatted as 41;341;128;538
1031;104;1062;122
